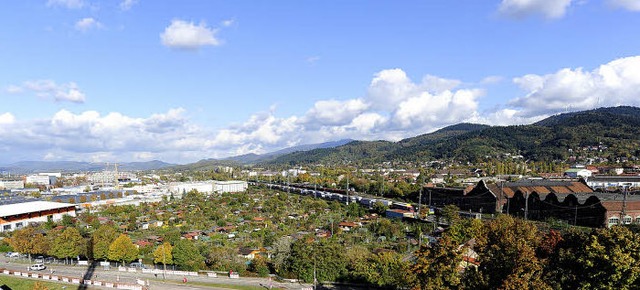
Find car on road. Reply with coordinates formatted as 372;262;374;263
29;263;46;271
6;252;20;258
129;262;147;269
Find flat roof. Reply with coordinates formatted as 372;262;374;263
0;201;74;217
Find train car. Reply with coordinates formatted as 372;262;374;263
390;202;415;213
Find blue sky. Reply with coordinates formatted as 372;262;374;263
1;0;640;164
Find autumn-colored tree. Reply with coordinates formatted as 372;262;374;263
49;227;85;264
464;215;550;290
412;235;463;290
7;226;48;261
108;234;138;265
92;224;118;260
153;242;173;268
546;226;640;289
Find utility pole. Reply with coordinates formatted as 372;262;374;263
524;190;529;220
417;175;423;219
346;172;349;205
621;185;628;224
574;205;578;226
499;181;504;214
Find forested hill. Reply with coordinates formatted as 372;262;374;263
266;106;640;165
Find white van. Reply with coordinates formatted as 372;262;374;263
29;263;46;271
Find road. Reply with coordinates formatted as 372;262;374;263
0;256;313;290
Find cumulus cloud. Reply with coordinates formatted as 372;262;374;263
47;0;84;9
608;0;640;11
8;80;86;103
508;56;640;117
160;19;221;50
120;0;138;10
303;99;369;127
0;113;15;125
498;0;574;19
75;17;103;32
392;89;483;129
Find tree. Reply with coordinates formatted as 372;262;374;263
464;215;550;290
108;234;138;265
153;242;173;279
249;255;270;277
153;242;173;266
271;236;293;275
412;235;463;290
92;224;118;260
7;227;48;261
50;227;84;264
546;226;640;289
172;239;204;271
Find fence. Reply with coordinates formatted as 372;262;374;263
0;268;146;290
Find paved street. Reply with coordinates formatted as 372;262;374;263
1;256;313;290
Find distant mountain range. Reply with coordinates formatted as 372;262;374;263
0;160;175;174
264;106;640;165
170;139;354;170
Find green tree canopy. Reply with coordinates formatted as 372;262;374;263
172;239;205;271
91;224;118;260
107;234;138;265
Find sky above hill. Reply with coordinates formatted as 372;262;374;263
1;0;640;164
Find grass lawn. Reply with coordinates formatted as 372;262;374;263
164;280;272;290
0;274;80;290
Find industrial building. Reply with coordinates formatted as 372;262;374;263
169;180;248;195
0;201;76;232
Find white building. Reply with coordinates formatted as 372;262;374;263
213;180;248;193
169;182;214;194
0;180;24;190
169;180;248;195
26;174;57;186
0;201;76;232
564;168;592;179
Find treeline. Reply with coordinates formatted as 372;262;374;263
412;207;640;290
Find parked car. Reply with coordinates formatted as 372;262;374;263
7;252;20;258
129;262;147;269
35;256;44;263
29;264;46;271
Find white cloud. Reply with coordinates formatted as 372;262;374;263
221;19;235;27
480;75;504;85
508;55;640;117
498;0;574;19
120;0;138;11
75;17;103;32
607;0;640;11
0;113;15;125
392;89;483;129
47;0;84;9
160;19;221;50
367;69;417;110
303;99;369;126
9;80;86;103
